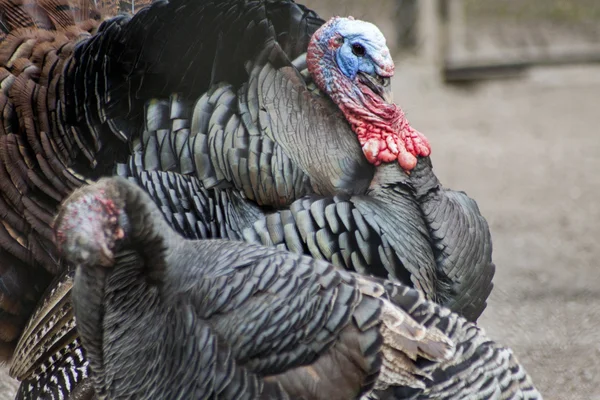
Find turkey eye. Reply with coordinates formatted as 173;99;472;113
352;43;365;56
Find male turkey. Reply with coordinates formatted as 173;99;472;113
0;0;495;397
55;176;541;400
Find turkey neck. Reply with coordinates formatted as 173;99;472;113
106;178;185;289
329;72;409;148
368;156;439;195
71;181;179;389
118;180;178;282
73;248;166;398
307;41;413;165
71;261;108;393
404;156;441;199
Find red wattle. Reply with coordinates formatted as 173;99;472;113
343;102;431;172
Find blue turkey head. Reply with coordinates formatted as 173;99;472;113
307;16;394;103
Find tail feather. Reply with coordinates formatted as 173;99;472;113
352;274;541;399
10;270;76;381
0;0;151;372
0;0;107;365
379;299;454;363
0;0;50;32
0;0;102;34
38;0;78;29
354;276;455;391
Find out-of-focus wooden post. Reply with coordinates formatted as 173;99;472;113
417;0;442;65
444;0;467;63
395;0;418;51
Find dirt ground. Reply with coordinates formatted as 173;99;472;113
393;60;600;400
2;6;600;400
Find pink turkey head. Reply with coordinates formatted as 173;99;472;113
54;183;125;268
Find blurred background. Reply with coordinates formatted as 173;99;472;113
2;1;599;399
299;1;600;399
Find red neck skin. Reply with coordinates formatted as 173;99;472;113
307;33;431;172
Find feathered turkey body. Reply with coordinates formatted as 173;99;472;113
0;0;495;398
55;177;540;400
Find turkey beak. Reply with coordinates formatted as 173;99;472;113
380;77;393;103
358;72;393;103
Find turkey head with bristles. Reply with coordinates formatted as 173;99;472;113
54;183;126;269
307;16;430;171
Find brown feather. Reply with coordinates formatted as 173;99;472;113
0;95;9;136
27;166;62;201
14;132;33;170
40;131;71;182
1;215;26;247
5;133;31;193
11;74;45;163
0;67;14;92
0;146;23;208
0;192;28;233
0;0;38;31
1;98;15;134
19;0;54;29
36;152;69;195
26;230;58;271
0;32;28;66
38;0;76;29
10;56;37;79
36;86;51;134
0;219;29;264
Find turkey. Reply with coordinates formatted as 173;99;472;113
0;0;495;397
55;176;541;400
